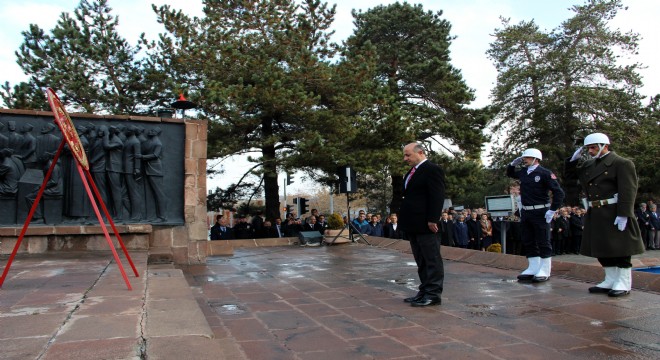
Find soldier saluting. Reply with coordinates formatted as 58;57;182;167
507;148;565;283
565;133;644;297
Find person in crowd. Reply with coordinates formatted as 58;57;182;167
565;132;644;297
210;215;235;240
398;142;445;307
257;220;279;238
648;204;660;250
453;214;469;248
569;207;584;254
386;213;405;239
273;217;285;238
303;215;323;234
317;214;328;234
351;212;369;234
507;148;565;283
365;214;384;236
233;215;254;239
439;212;454;246
283;214;302;237
555;208;571;255
508;213;523;255
636;203;651;249
480;213;493;250
466;211;481;250
251;210;265;234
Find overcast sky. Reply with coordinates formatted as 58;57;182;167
1;0;658;192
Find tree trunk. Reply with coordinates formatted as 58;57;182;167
262;118;280;221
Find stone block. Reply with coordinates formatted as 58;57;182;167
198;120;208;141
0;237;25;254
150;228;172;248
27;236;48;253
184;158;197;175
148;247;173;265
184;139;193;158
187;241;207;263
188;222;206;242
0;227;17;236
171;246;188;264
25;226;56;236
208;242;234;256
185;122;199;141
172;226;189;247
191;140;206;159
54;226;84;235
184;205;196;223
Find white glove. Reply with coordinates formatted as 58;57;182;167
511;157;523;166
544;210;556;224
570;147;583;162
613;216;627;231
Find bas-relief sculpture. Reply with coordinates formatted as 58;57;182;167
0;117;184;225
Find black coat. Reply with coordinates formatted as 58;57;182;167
398;160;445;234
387;223;405;239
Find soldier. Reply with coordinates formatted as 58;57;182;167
565;133;644;297
507;148;565;283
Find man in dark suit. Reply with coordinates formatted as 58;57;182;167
210;215;235;240
386;213;405;239
303;215;324;235
398;142;445;307
439;212;454;246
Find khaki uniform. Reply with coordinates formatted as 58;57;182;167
566;152;644;258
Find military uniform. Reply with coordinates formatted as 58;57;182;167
565;152;644;258
506;164;565;259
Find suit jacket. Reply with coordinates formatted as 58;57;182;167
387;223;405;239
556;216;571;239
439;220;454;246
398;160;445;234
210;223;234;240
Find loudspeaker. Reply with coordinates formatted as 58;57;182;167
298;231;323;247
337;166;357;193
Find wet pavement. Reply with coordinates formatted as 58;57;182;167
1;244;659;359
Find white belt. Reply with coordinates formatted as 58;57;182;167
522;203;550;210
586;197;617;208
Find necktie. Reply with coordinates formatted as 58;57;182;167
221;226;225;232
276;225;281;237
405;166;416;188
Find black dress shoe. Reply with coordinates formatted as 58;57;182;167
588;286;611;294
608;289;630;297
410;297;441;307
517;274;534;282
532;276;549;283
404;295;423;303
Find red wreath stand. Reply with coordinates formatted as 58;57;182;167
0;88;138;290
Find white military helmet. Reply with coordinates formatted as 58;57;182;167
521;148;542;160
583;132;610;146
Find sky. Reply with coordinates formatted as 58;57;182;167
1;0;658;193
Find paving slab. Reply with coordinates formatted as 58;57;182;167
179;244;660;359
1;245;658;359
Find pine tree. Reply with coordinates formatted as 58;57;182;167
1;0;168;114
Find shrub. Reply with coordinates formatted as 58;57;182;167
327;213;345;230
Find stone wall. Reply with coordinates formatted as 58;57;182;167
0;109;208;264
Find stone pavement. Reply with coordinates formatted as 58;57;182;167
1;244;659;359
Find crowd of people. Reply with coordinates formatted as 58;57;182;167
209;202;659;256
209;209;330;240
